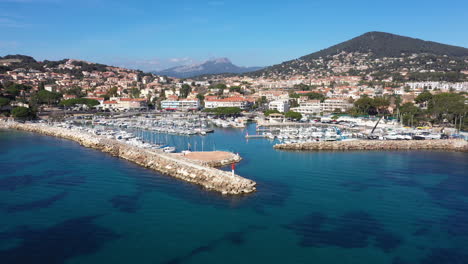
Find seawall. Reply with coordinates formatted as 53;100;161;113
274;139;468;152
1;121;256;195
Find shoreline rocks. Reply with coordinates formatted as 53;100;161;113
274;139;468;152
1;121;256;195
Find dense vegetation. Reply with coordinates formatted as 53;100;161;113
263;109;281;116
11;106;34;120
285;111;302;120
59;98;100;108
203;107;242;116
348;92;467;130
290;92;326;101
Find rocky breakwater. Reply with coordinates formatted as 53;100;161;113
1;121;256;195
274;139;468;152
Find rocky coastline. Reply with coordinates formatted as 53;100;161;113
273;139;468;152
0;121;256;195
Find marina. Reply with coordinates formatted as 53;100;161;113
0;120;256;195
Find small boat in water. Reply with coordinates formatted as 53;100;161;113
162;146;176;153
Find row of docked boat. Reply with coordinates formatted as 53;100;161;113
259;126;361;143
381;131;444;140
210;117;247;128
92;116;214;136
57;122;178;153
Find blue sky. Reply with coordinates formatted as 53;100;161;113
1;0;467;71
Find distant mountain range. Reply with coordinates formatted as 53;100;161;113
153;58;263;78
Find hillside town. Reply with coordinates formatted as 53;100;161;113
0;54;467;131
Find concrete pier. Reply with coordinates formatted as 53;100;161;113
1;121;256;195
177;151;242;167
274;139;468;152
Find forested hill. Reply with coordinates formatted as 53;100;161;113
0;55;151;78
302;31;468;60
244;32;468;79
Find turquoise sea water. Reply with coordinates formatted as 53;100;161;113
0;124;467;264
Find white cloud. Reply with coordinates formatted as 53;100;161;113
169;57;194;63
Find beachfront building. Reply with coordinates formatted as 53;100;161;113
204;97;252;110
100;98;148;111
161;98;200;111
268;99;290;113
117;98;148;110
291;100;321;115
320;98;353;113
268;113;285;123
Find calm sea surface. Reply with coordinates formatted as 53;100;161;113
0;124;467;264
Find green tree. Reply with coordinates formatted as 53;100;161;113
204;107;242;116
428;93;466;124
130;88;140;98
263;109;280;116
353;96;376;115
107;86;118;97
6;84;32;96
214;83;227;89
60;98;100;108
33;90;62;106
0;97;10;108
285;111;302;120
229;86;242;93
65;86;85;97
373;97;390;115
12;106;33;120
196;94;205;106
415;91;433;104
180;84;192;98
399;102;423;126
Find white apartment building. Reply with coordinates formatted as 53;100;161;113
405;81;468;92
291;100;321;115
204;97;252;110
320;98;353;113
161;99;200;111
268;99;290;113
291;98;352;115
101;98;148;111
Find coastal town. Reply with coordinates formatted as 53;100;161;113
1;54;467;119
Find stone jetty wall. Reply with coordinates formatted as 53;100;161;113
274;139;468;152
1;121;256;195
